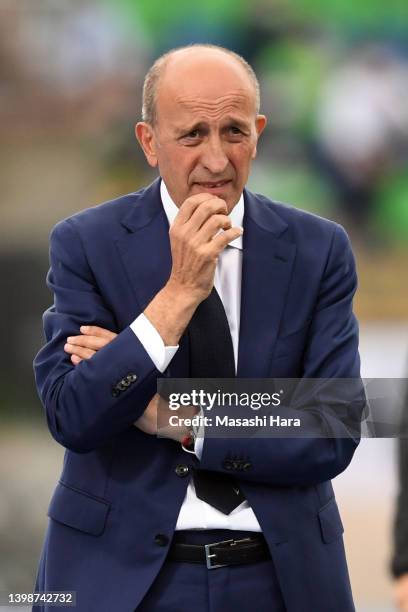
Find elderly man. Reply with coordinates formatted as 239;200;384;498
33;44;361;611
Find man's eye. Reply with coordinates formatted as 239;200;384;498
228;127;245;137
185;130;200;138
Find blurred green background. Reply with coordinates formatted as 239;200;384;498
0;1;407;610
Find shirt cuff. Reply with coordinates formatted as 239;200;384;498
194;404;206;459
130;313;178;373
181;405;205;458
194;436;204;459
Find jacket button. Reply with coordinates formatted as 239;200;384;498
223;459;233;470
154;533;169;546
175;464;190;477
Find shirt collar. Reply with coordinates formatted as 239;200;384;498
160;179;244;250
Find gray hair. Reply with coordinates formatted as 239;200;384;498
142;43;260;125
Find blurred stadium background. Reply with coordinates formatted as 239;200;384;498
0;1;407;610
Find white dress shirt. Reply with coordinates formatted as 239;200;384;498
130;180;261;531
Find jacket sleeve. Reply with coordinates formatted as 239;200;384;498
197;224;365;487
33;218;160;453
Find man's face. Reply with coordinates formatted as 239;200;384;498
136;50;266;212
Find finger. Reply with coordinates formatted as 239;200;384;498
71;354;82;365
66;334;113;350
80;326;117;340
186;198;229;233
211;226;243;252
64;343;96;360
175;193;222;225
195;213;232;243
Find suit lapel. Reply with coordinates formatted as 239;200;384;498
117;179;171;311
116;179;190;377
237;190;296;377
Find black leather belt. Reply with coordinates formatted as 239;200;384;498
168;534;271;569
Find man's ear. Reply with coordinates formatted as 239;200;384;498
135;122;158;168
251;114;267;159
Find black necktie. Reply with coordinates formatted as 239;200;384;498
188;286;246;514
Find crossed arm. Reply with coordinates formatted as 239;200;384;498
64;325;197;443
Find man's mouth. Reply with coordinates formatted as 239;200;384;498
195;180;231;189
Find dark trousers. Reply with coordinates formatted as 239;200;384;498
136;530;286;612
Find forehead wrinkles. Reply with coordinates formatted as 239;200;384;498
176;91;253;120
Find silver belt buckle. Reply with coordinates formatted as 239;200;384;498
204;537;252;569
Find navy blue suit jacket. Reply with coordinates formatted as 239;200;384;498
33;178;362;611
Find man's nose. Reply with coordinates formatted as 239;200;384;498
200;138;229;175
